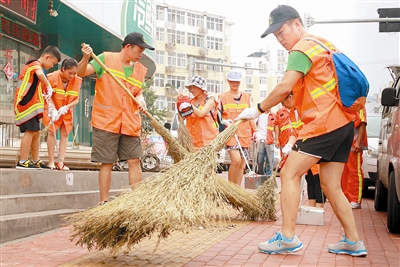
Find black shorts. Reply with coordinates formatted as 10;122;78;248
19;116;41;133
293;121;354;163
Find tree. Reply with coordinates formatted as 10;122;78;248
140;78;168;137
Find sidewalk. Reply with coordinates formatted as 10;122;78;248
1;191;399;267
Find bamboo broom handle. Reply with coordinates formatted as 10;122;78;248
81;43;151;117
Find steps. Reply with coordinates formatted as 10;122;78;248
0;168;155;243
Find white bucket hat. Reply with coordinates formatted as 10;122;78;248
185;75;206;91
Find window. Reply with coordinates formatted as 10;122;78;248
187;33;204;47
167;75;186;90
155;96;166;109
156;51;164;65
277;49;285;57
277;63;285;71
206;80;223;94
259;63;267;71
206;58;222;71
167;29;185;44
245;76;252;84
187;13;203;27
206;36;223;50
206;17;223;31
156;6;165;20
167;97;176;111
167;9;185;24
156;27;165;42
260;90;267;98
167;52;186;68
154;73;165;87
260;77;266;84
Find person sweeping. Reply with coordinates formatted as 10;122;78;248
77;32;154;205
43;58;82;170
176;75;219;150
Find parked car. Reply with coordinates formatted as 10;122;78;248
362;113;381;194
375;65;400;234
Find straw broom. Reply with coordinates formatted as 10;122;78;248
81;44;188;163
177;115;196;154
255;157;283;221
66;121;270;254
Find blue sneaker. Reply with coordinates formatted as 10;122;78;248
258;232;303;254
328;236;367;256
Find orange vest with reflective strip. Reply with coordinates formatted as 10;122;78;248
14;60;44;126
185;95;219;149
42;70;82;134
291;35;353;140
219;92;253;147
276;107;291;147
91;52;147;136
352;108;368;148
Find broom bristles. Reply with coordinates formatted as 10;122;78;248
65;120;276;255
177;115;196;154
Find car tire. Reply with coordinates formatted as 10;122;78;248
387;171;400;234
374;176;388;212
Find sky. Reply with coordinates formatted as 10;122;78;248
155;0;400;96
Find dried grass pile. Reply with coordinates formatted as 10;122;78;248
66;122;271;254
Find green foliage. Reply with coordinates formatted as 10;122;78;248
141;78;168;136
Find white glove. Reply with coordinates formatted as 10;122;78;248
282;143;293;156
58;105;69;116
235;107;261;121
253;131;260;141
50;109;59;122
44;85;53;101
222;119;233;126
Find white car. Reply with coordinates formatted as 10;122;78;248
362;114;381;193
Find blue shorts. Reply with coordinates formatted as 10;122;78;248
293;121;354;163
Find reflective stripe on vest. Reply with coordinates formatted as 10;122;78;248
14;62;44;125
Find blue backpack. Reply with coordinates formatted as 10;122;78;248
304;38;369;111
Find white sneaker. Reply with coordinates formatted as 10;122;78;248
350;202;361;209
258;232;303;254
328;236;367;256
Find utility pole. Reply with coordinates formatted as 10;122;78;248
188;57;261;79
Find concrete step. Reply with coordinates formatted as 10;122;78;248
0;168;155;195
0;209;81;243
0;189;127;216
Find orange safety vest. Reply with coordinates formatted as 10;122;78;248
42;70;82;134
276;107;291;147
14;60;45;126
185;95;219;149
290;35;354;140
266;112;277;145
91;52;147;136
219;92;253;147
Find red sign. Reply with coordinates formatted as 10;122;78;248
3;62;14;81
0;15;41;49
0;0;38;24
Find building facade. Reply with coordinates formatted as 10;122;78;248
0;0;156;147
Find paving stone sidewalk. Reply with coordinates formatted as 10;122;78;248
1;194;399;267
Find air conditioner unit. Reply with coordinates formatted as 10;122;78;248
246;84;253;88
166;66;175;73
198;27;208;35
166;87;178;96
198;48;208;56
165;43;176;50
